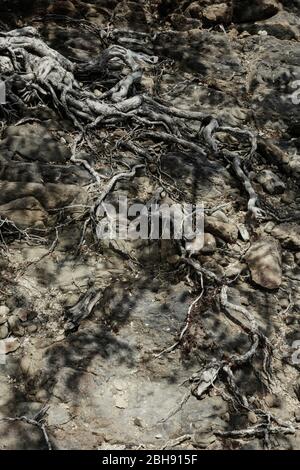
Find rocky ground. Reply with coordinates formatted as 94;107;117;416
0;0;300;450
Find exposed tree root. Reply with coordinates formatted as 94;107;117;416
0;406;52;450
0;24;294;449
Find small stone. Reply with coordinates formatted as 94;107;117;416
271;223;300;250
248;411;258;424
205;216;238;244
133;417;143;427
246;237;282;290
265;393;280;408
264;221;276;233
26;324;38;333
238;224;250;242
185;177;193;186
148;163;157;173
256;170;285;195
115;394;128;409
8;316;25;337
94;89;101;96
193;429;216;449
2;337;20;354
35;389;49;402
281;191;297;204
203;3;231;23
212;210;229;223
0;323;9;339
167;254;181;265
201;233;217;254
225;262;245;278
14;308;29;322
0;305;9;324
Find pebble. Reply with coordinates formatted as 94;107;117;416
0;323;9;339
238;224;250;242
26;324;38;333
248;411;258;424
0;305;9;324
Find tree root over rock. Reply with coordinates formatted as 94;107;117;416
0;23;295;449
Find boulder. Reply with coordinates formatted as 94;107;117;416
0;182;88;215
0;196;48;229
205;216;238;243
0;123;71;163
246;237;282;289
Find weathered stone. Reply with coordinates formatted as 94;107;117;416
233;0;281;23
203;3;232;23
225;261;245;278
0;197;48;229
2;337;20;354
7;315;23;335
248;410;258;424
193;429;216;449
256;169;286;194
246;237;282;289
0;305;9;324
271;223;300;250
0;182;88;215
205;216;238;243
200;233;217;254
0;323;9;339
14;308;29;322
47;404;71;426
238;224;250;241
0;123;71;163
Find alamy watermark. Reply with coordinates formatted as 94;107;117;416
0;79;6;104
96;197;204;242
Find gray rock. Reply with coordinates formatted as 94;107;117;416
205;216;238;244
233;0;281;23
2;337;20;354
246;237;282;289
256;169;286;194
0;197;48;230
238;224;250;242
0;323;9;339
193;429;216;449
8;316;25;337
271;223;300;250
200;233;217;254
47;404;71;427
0;305;9;324
185;235;205;255
0;181;88;216
0;123;71;163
